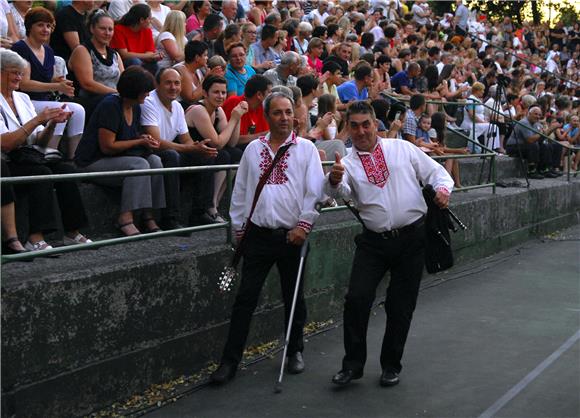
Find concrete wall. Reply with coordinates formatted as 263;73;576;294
2;176;579;417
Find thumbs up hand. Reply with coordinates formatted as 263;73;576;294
329;152;344;186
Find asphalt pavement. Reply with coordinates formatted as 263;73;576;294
146;225;580;418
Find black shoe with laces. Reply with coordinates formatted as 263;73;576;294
331;369;363;386
528;171;544;179
287;352;305;374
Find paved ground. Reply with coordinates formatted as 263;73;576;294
145;225;580;418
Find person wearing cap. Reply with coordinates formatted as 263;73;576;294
326;100;453;387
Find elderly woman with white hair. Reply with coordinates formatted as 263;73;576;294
292;22;312;55
0;49;91;251
461;81;502;153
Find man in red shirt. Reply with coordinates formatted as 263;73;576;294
222;75;272;149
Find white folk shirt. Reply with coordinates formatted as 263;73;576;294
325;137;454;233
230;132;325;237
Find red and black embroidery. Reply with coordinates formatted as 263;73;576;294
259;147;290;185
357;145;389;188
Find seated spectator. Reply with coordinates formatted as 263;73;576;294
68;9;124;120
374;54;392;93
189;14;223;59
185;75;248;223
272;30;288;65
320;60;344;106
50;0;93;62
156;10;187;69
74;66;165;237
264;51;301;88
415;113;444;155
207;55;227;76
225;43;256;96
8;0;30;40
222;74;272;148
297;74;323;127
110;3;162;74
250;24;277;71
1;160;27;254
505;106;562;179
431;112;469;189
140;68;220;229
215;23;242;60
292;22;311;55
323;42;351;77
147;0;171;38
306;37;325;76
390;62;420;96
403;94;426;145
337;64;373;104
241;23;258;69
461;82;501;152
1;50;91;251
186;0;211;34
13;6;85;160
314;93;347;158
174;40;212;106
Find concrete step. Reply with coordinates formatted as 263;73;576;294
2;176;579;418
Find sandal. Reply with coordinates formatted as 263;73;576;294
142;217;162;233
115;222;141;237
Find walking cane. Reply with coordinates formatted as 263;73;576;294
274;238;309;394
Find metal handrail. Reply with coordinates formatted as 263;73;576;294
1;131;503;263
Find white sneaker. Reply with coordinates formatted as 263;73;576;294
63;234;93;246
24;240;53;251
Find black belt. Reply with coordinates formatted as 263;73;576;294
364;217;425;240
249;223;289;238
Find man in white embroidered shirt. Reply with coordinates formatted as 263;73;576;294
210;92;325;385
326;101;453;388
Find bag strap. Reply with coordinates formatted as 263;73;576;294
230;141;292;267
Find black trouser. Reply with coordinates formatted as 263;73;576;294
506;141;561;169
221;225;307;366
7;161;88;234
342;225;425;374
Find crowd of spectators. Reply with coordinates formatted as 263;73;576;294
1;0;579;254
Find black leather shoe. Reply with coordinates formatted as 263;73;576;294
380;370;400;387
210;363;237;385
287;352;305;374
331;369;363;386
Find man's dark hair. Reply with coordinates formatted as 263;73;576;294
398;48;411;59
202;75;227;92
312;25;327;38
296;75;319;97
322;60;342;75
443;42;454;52
244;74;273;98
261;24;277;41
428;46;440;57
327;23;340;38
203;13;222;32
117;66;155;99
376;54;391;66
383;25;397;39
353;64;372;81
346;100;376;122
227;42;246;57
184;40;208;63
409;94;426;111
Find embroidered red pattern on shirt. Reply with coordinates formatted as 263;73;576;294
259;147;290;185
357;145;389;188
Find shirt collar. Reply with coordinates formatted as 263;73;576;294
353;136;382;155
258;131;298;148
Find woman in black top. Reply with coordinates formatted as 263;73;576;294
75;66;165;237
184;75;247;223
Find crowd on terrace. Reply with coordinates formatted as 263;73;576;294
0;0;579;254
